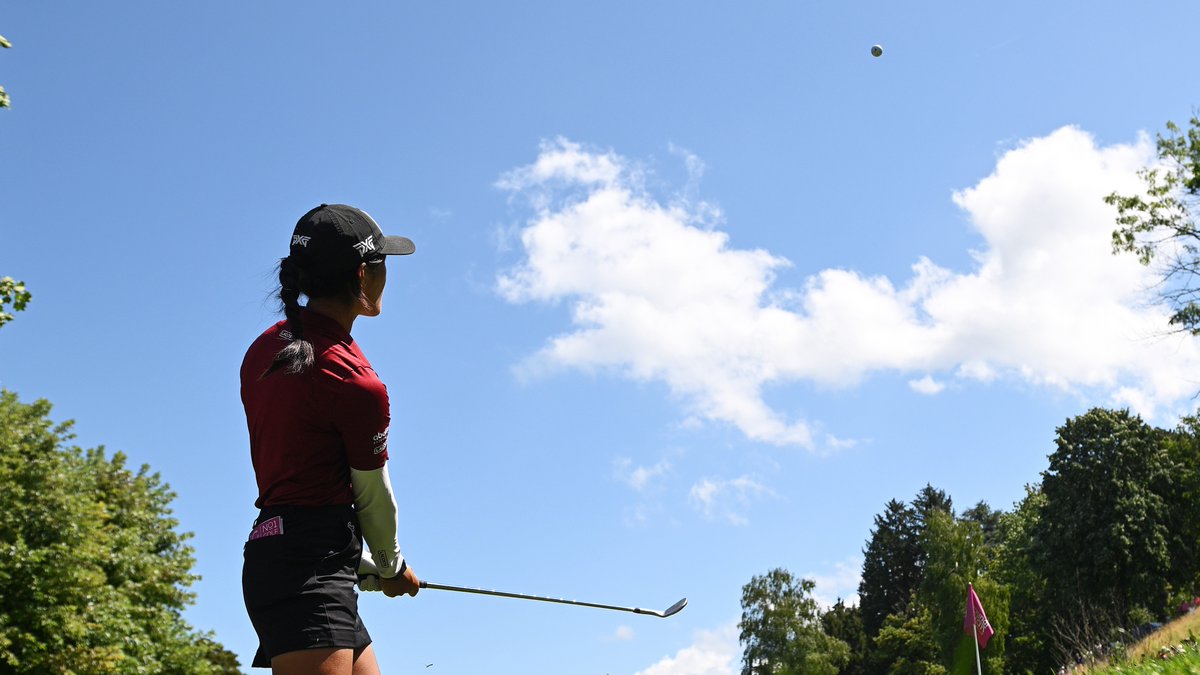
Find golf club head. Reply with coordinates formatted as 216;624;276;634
632;598;688;617
659;598;688;618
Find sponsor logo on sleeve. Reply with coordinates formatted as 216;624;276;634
372;426;390;455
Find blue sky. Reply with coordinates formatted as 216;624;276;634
3;2;1200;673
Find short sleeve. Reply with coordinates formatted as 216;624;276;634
324;366;391;471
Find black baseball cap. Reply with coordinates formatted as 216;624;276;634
289;204;415;271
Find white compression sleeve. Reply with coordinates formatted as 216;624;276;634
350;465;405;579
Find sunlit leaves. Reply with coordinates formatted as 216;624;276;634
0;390;239;673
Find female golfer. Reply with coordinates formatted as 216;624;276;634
241;204;420;673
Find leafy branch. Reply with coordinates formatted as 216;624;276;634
1105;115;1200;333
0;277;32;328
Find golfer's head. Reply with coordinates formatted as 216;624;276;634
289;204;414;274
280;204;415;311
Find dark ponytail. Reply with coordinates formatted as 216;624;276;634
261;253;367;378
262;256;317;378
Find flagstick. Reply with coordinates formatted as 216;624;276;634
973;619;982;675
970;583;983;675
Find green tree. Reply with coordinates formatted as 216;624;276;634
959;501;1002;551
1031;409;1174;660
0;277;31;329
740;568;851;675
859;499;921;642
1105;115;1200;333
821;599;867;675
872;605;945;675
911;485;954;592
993;486;1053;674
918;510;1007;675
0;390;240;673
1162;414;1200;595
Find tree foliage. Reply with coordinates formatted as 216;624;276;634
740;568;851;675
0;390;239;673
822;599;866;675
1106;115;1200;333
918;510;1006;675
1032;409;1173;624
741;405;1200;675
1162;414;1200;593
992;486;1053;674
0;277;31;329
859;499;921;640
871;605;945;675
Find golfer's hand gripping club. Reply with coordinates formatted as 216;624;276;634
357;557;420;597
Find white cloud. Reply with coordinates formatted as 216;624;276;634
909;375;945;395
806;557;863;609
497;129;1200;448
614;456;672;491
610;625;635;642
688;475;774;526
634;623;739;675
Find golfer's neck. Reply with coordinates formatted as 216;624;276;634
305;298;358;333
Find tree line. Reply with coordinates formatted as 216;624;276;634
739;408;1200;675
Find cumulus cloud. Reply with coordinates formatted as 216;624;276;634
634;623;739;675
688;476;774;526
497;130;1200;448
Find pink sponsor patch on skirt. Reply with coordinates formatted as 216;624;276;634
249;515;284;541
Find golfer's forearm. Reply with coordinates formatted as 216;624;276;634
350;466;405;578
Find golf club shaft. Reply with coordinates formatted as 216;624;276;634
418;581;662;616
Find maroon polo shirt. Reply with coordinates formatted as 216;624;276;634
241;309;391;509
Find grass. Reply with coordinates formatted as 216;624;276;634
1081;611;1200;674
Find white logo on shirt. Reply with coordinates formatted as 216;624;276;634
372;426;389;454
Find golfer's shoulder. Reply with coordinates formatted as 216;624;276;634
314;343;386;396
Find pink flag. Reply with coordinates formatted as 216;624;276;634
964;585;995;649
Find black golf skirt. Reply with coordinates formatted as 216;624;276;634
242;504;371;668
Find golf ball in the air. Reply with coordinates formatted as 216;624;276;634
871;45;883;57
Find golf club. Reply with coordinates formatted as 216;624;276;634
363;576;687;618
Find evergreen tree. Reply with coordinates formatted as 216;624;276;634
859;499;921;641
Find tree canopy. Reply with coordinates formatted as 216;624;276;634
740;568;851;675
0;390;239;673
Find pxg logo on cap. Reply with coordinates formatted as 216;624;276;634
290;204;415;269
